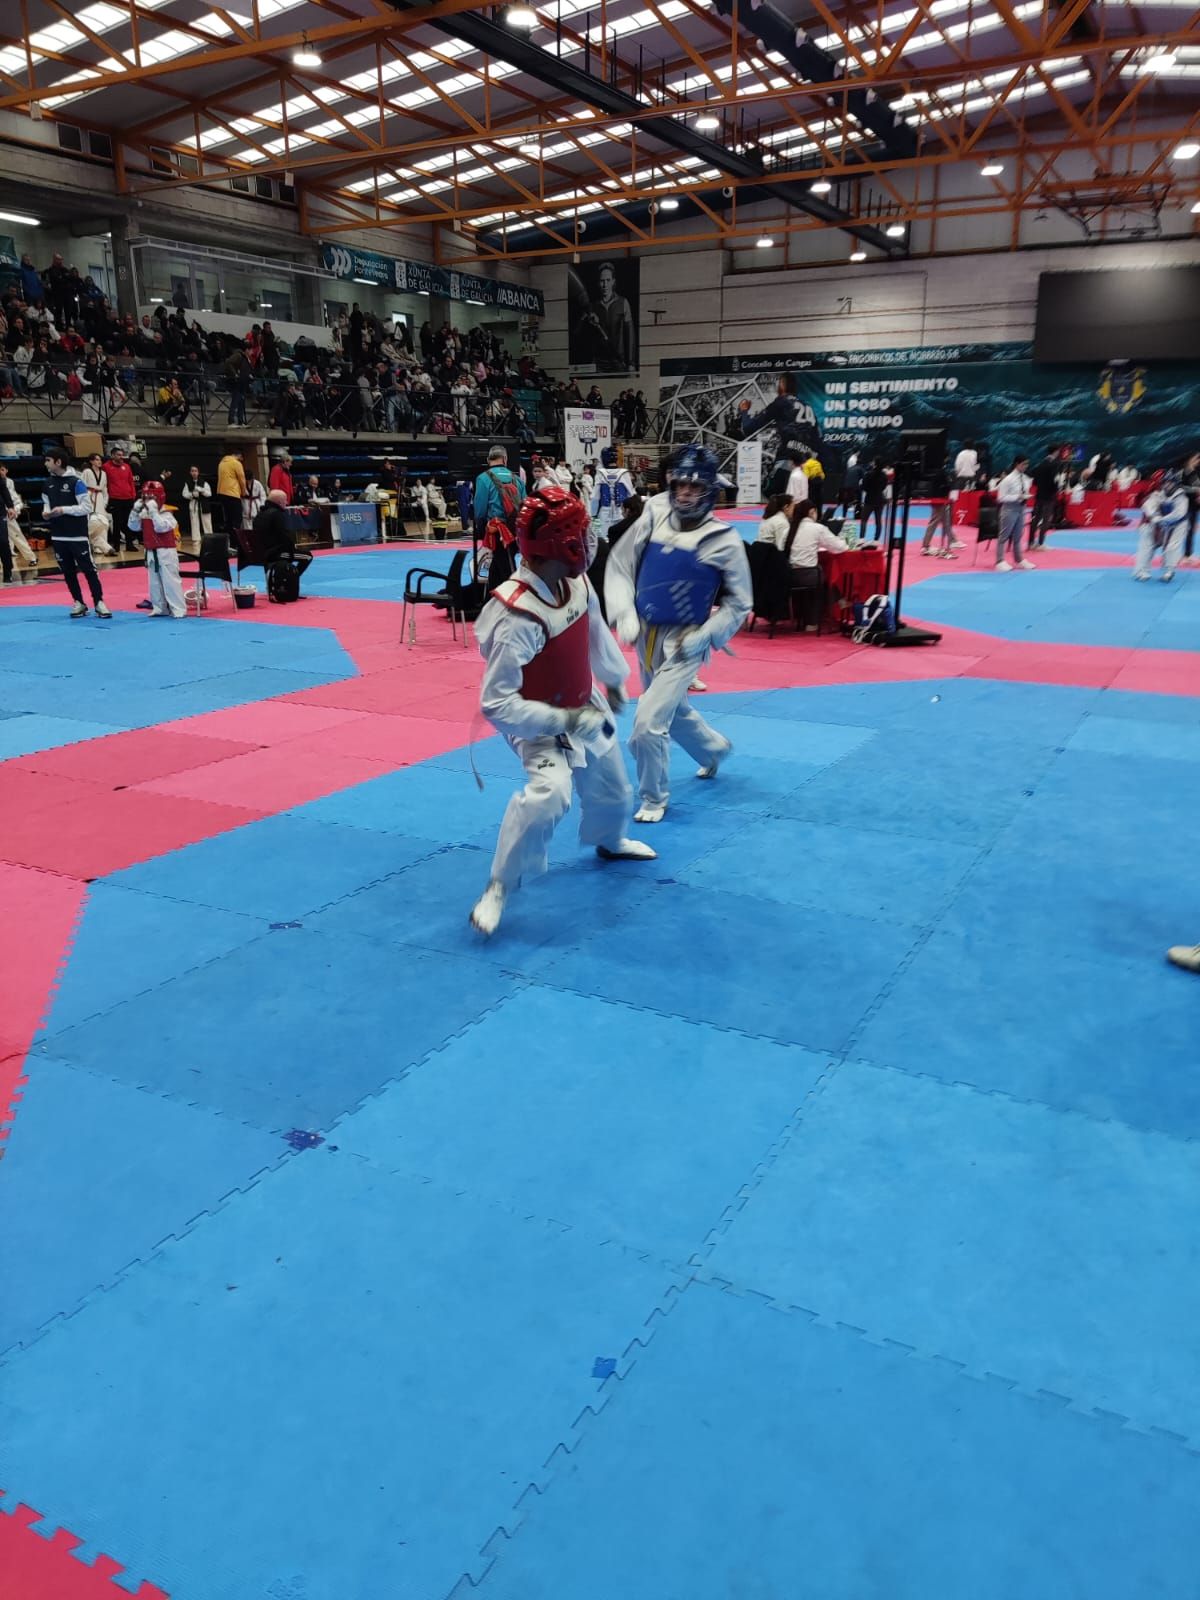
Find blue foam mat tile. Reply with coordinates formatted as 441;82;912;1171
106;814;440;925
1066;714;1200;763
0;1055;283;1357
1018;746;1197;840
40;883;269;1034
0;1151;683;1600
1093;688;1200;725
680;816;980;927
333;985;829;1258
532;796;747;873
774;728;1056;843
855;929;1200;1140
887;678;1102;745
43;928;519;1131
940;838;1200;965
646;748;831;812
292;762;511;842
429;734;531;780
308;845;660;975
724;679;956;728
476;1284;1200;1600
708;1059;1200;1442
0;713;122;759
676;711;875;766
541;884;918;1053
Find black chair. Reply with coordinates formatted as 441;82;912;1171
403;549;468;645
178;531;235;615
233;525;266;584
746;541;794;637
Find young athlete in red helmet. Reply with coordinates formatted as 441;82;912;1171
470;483;656;938
128;479;187;618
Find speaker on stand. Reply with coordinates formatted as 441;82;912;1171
880;454;942;648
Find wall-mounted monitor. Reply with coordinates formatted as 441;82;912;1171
1033;265;1200;363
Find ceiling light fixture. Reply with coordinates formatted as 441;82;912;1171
1173;141;1200;160
756;235;774;248
0;208;40;225
694;112;720;130
849;250;867;262
810;179;832;194
659;196;679;210
293;35;322;67
885;222;906;237
506;4;538;27
1142;49;1177;73
980;161;1004;176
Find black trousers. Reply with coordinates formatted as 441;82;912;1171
1030;495;1057;546
861;499;886;540
0;519;11;581
217;494;243;536
1186;503;1198;560
53;538;104;605
107;497;136;551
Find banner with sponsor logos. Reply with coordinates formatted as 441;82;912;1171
735;439;762;506
563;407;612;469
659;342;1200;479
320;242;544;316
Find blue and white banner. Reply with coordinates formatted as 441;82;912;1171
320;243;543;316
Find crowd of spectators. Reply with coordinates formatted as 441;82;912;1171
0;252;656;443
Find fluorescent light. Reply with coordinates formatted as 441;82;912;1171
506;4;538;25
980;161;1004;176
885;222;906;237
149;296;164;302
1142;49;1177;72
810;179;832;195
416;289;429;296
260;303;273;309
659;196;680;210
353;277;374;284
1173;141;1200;160
849;250;867;262
694;113;720;130
465;298;485;305
293;47;322;67
756;235;774;248
0;208;40;225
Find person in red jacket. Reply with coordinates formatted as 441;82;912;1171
267;450;294;504
101;445;138;554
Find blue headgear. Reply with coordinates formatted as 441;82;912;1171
601;445;618;468
1160;468;1182;494
666;444;720;525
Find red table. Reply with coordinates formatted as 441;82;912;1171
819;546;887;627
952;488;1139;532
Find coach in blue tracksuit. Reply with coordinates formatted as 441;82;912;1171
42;446;110;618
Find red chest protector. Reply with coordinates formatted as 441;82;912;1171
494;574;593;709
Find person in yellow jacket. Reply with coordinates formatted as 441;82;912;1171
801;450;826;516
216;449;247;542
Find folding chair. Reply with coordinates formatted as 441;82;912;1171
178;532;235;615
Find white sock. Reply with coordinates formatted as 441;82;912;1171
469;880;506;936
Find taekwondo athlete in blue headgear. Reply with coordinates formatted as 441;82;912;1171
589;445;635;545
1135;469;1190;584
605;444;751;824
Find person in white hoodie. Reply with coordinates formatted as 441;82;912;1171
994;455;1034;571
468;484;655;937
605;445;752;824
80;452;114;557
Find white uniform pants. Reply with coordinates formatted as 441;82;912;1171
1135;522;1184;579
147;546;187;617
490;731;633;890
7;517;35;564
629;627;728;808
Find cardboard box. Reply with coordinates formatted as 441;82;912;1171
65;431;104;458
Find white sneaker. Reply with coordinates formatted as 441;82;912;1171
950;539;965;550
939;551;958;560
921;547;933;557
1167;944;1200;973
1134;572;1150;582
69;601;88;617
994;560;1012;573
1018;558;1036;571
1161;571;1175;583
469;880;506;937
634;802;666;824
689;678;708;692
696;739;733;780
596;838;657;862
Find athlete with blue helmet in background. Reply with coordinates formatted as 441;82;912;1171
605;444;751;823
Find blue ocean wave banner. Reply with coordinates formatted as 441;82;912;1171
659;342;1197;473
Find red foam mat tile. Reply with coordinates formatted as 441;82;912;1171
278;713;473;766
0;865;86;1136
6;728;259;787
0;1500;169;1599
0;766;112;813
158;700;367;745
0;790;265;879
133;743;395;811
281;669;478;716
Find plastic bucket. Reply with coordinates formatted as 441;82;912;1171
232;586;257;610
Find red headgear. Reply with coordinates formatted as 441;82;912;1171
142;479;167;505
515;484;589;577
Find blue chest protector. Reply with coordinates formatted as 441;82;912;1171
635;529;723;626
596;470;628;513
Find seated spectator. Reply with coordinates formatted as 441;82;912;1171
756;494;792;547
776;499;847;573
253;487;313;583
